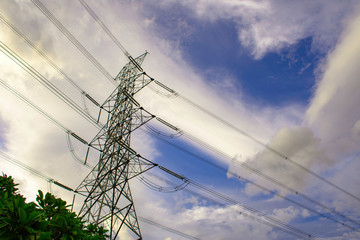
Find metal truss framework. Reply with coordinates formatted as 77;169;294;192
76;53;155;239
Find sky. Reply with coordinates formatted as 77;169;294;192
0;0;360;239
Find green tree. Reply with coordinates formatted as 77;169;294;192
0;174;108;240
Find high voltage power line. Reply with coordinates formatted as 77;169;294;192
0;52;319;236
0;77;315;239
80;0;360;204
0;12;94;96
67;0;360;229
1;29;357;232
0;151;201;240
77;0;129;58
8;0;360;233
0;148;314;239
1;37;359;231
0;11;102;116
4;146;312;240
0;0;359;238
30;0;116;85
0;79;94;168
142;172;314;239
137;217;201;240
144;128;360;230
47;0;358;205
0;41;100;130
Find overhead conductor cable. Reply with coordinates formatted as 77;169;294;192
0;79;93;169
148;119;360;229
0;151;201;240
31;0;116;85
73;0;359;204
0;41;100;130
22;0;354;238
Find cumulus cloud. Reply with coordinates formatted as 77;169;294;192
234;126;328;195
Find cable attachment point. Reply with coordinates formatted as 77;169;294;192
53;181;75;192
122;89;140;107
156;117;179;131
83;92;100;107
128;55;143;72
159;166;185;181
154;80;175;93
118;140;137;155
70;132;88;145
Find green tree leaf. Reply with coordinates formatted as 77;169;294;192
1;175;108;239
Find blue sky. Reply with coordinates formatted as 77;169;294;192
145;2;319;106
1;0;360;239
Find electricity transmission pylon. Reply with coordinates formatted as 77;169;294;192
76;53;156;239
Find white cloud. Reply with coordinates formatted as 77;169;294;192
302;9;360;215
305;11;360;159
0;2;285;239
235;126;329;195
171;0;360;59
271;206;299;223
1;0;360;239
232;6;360;230
153;203;275;239
301;209;310;218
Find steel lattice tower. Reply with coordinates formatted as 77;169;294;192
76;53;155;239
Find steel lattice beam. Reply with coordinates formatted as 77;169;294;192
76;53;154;239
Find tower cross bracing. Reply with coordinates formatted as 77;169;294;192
76;53;155;239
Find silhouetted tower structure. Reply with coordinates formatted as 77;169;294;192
76;53;155;239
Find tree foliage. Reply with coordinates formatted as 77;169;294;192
0;174;108;240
